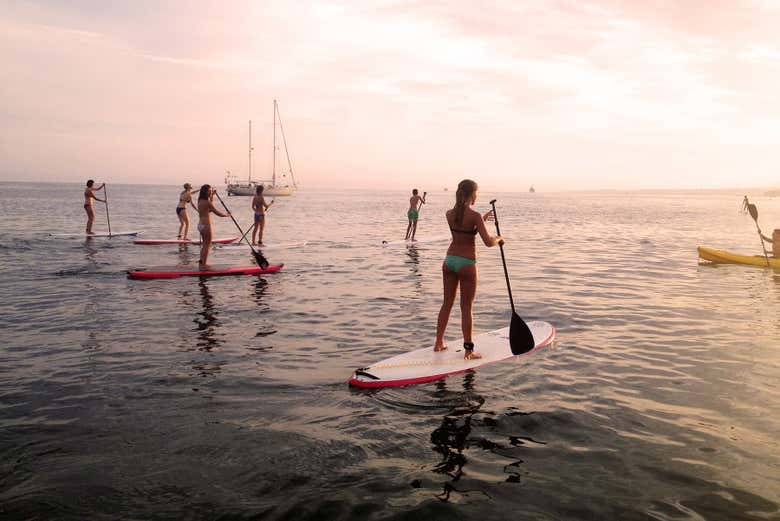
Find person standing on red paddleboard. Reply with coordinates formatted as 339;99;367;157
197;185;231;269
251;185;273;245
83;179;105;235
176;183;199;240
404;189;427;241
433;179;502;360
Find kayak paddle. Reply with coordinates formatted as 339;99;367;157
213;190;269;269
489;199;536;354
104;184;112;237
743;196;770;267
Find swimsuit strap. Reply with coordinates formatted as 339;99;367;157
450;227;478;235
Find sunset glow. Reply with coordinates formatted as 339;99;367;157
2;1;780;190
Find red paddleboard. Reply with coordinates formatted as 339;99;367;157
134;237;239;245
128;264;283;279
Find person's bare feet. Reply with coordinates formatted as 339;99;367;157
198;262;213;270
463;342;481;360
433;344;448;352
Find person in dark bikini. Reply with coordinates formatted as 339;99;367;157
251;185;273;245
196;185;231;269
176;183;198;240
433;179;503;360
83;179;105;234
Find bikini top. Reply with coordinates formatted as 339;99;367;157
450;227;478;235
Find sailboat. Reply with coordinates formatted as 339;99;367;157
226;99;298;196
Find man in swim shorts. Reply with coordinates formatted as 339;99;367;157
404;188;427;241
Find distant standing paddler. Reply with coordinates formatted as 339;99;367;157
405;189;427;241
251;185;273;245
84;179;105;234
197;185;231;269
176;183;199;240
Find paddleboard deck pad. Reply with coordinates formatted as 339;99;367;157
134;237;239;245
349;320;555;388
128;264;283;279
50;231;141;238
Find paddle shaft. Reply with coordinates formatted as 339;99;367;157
213;190;268;267
104;184;112;237
239;199;274;245
489;199;515;313
745;197;770;267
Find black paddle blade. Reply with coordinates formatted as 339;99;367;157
252;250;269;270
748;203;759;222
509;312;536;355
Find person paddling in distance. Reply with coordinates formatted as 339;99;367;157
84;179;105;234
759;228;780;257
251;185;273;245
176;183;199;240
405;189;427;241
434;179;503;360
197;185;231;269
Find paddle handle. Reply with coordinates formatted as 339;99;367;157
489;199;515;314
104;184;112;237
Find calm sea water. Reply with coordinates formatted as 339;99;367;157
1;182;779;520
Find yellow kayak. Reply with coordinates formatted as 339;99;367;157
697;247;780;268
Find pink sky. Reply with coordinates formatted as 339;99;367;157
1;0;780;191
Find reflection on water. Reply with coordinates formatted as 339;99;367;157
2;185;780;519
194;279;222;351
431;373;484;501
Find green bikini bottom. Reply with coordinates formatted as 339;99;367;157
444;255;476;273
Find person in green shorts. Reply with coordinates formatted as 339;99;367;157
404;188;427;241
433;179;503;360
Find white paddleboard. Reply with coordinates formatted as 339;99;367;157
348;321;555;388
49;230;141;238
217;241;308;251
379;235;451;247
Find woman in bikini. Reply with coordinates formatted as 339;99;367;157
176;183;198;240
251;185;273;245
196;185;231;269
433;179;503;359
83;179;105;234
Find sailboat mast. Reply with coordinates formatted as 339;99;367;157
272;99;277;187
248;120;253;183
275;101;296;188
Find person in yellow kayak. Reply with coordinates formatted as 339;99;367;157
743;195;780;257
759;228;780;257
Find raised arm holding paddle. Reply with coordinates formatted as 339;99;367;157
742;196;776;266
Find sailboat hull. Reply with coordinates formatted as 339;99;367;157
263;186;295;196
226;182;295;196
